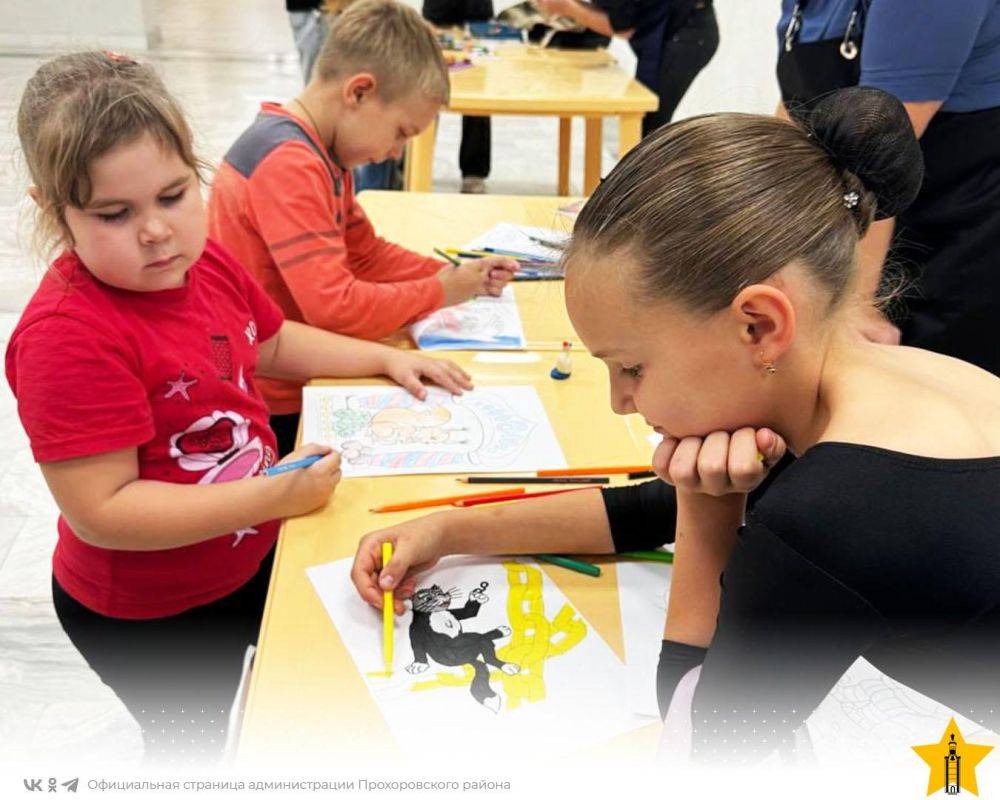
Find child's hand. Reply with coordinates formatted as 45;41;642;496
351;513;450;614
273;443;342;516
383;351;473;400
651;428;787;497
437;257;517;306
479;256;518;297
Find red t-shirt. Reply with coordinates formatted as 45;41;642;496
5;239;285;619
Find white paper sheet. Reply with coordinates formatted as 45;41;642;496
307;556;646;759
409;286;526;350
617;560;672;717
300;385;566;477
464;223;569;262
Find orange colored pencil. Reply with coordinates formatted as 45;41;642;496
452;487;595;508
370;487;526;513
536;465;652;477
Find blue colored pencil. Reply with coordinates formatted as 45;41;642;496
481;246;559;263
263;454;324;476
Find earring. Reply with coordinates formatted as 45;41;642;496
760;351;777;375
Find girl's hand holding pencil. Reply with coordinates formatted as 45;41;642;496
352;513;449;615
270;443;343;516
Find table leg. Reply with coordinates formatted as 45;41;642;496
404;117;437;192
618;113;643;160
583;117;603;195
558;117;572;196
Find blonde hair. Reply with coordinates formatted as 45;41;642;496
16;51;206;256
567;89;923;317
313;0;449;105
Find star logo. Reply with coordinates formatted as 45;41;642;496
164;372;198;401
913;718;993;796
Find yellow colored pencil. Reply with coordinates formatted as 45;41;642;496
382;542;393;675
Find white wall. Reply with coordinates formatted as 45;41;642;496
676;0;782;117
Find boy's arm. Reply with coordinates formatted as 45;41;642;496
343;200;445;283
247;147;444;339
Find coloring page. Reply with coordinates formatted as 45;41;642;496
300;386;566;477
410;287;526;350
307;556;645;759
617;560;672;717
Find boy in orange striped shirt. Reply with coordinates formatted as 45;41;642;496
209;0;516;453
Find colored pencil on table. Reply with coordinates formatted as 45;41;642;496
535;554;601;577
618;550;674;564
370;487;526;513
627;470;657;479
457;476;609;485
536;465;653;477
451;487;594;508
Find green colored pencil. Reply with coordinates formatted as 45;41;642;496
535;554;601;577
618;550;674;564
434;247;461;266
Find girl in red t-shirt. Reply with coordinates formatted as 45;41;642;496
5;51;472;765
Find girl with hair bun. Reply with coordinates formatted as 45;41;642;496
352;86;1000;763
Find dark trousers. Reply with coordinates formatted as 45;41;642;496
643;2;719;136
270;412;302;458
423;0;493;178
52;549;274;765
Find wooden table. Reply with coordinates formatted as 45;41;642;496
404;45;658;195
236;191;661;764
236;353;658;764
358;190;584;350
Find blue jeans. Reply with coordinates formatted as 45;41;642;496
355;159;401;192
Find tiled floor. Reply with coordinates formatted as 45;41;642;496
0;0;783;767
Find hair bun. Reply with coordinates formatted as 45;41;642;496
803;87;924;220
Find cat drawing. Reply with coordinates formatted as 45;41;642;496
407;581;520;713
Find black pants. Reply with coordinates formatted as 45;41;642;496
423;0;492;178
643;2;719;136
52;548;274;765
270;412;301;458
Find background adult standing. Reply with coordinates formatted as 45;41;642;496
422;0;494;192
536;0;720;136
777;0;1000;375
